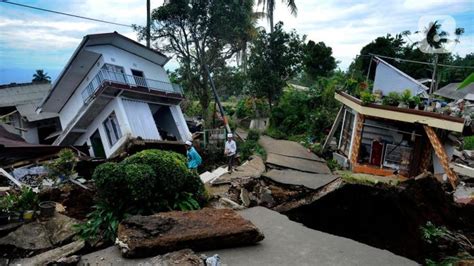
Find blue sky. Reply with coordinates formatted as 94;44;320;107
0;0;472;84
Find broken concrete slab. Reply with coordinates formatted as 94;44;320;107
0;222;52;251
266;153;331;174
117;208;264;258
79;247;204;265
0;213;79;252
450;162;474;178
206;207;417;266
14;240;85;265
263;169;338;190
259;136;325;162
213;155;265;184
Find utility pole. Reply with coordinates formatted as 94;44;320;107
146;0;151;48
429;54;439;95
205;65;232;133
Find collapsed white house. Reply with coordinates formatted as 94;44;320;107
38;32;192;158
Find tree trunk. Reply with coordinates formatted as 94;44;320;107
269;11;274;33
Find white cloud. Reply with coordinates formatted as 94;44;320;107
0;0;472;72
265;0;473;69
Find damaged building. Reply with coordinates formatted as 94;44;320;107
37;32;192;158
333;57;472;188
0;82;60;145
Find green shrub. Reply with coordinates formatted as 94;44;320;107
46;148;78;179
247;129;260;142
400;89;412;105
237;131;265;161
0;187;38;212
382;92;400;106
93;149;205;214
360;91;375;105
75;202;124;244
463;136;474;150
235;97;269;119
326;159;341;171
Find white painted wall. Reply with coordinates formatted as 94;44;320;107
59;56;105;129
169;105;192;141
75;97;131;158
373;61;428;97
122;99;161;140
85;45;171;87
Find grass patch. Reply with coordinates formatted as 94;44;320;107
338;171;400;186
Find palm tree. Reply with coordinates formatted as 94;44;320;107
32;69;51;83
258;0;297;33
236;8;265;73
414;21;464;93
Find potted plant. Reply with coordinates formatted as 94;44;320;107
360;91;375;105
399;89;412;108
410;96;421;109
17;187;38;221
382;92;400;106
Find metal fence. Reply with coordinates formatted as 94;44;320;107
81;69;183;104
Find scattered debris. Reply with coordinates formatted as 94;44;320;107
0;213;79;258
0;168;23;188
148;249;205;266
13;240;85;265
117;208;264;258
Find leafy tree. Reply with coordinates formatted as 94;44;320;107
32;69;51;83
303;40;337;80
258;0;297;33
247;22;304;109
135;0;254;119
349;34;405;79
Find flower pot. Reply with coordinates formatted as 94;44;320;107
0;212;9;225
39;201;56;218
23;210;34;221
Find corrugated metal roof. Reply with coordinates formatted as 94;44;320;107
434;82;474;100
0;83;58;122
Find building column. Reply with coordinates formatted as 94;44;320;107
350;113;365;167
423;125;458;189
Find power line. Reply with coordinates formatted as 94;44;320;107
1;0;132;28
368;53;474;69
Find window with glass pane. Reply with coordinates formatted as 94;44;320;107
103;112;122;146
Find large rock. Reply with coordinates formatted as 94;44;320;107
14;240;85;265
0;213;79;253
117;208;264;258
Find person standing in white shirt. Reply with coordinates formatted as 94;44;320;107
224;133;237;173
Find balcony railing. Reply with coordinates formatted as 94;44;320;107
81;69;184;104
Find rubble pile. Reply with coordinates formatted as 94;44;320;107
0;213;80;259
226;177;313;209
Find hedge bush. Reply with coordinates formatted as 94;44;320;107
93;149;205;214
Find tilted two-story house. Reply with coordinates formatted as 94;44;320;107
38;32;192;158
